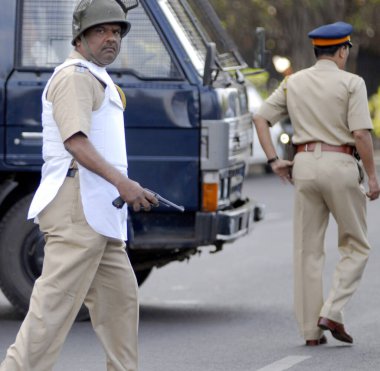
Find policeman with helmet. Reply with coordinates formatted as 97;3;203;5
72;0;132;65
253;21;380;346
0;0;157;370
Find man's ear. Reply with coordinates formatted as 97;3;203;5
338;46;347;58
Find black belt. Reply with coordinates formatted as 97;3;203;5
66;168;78;177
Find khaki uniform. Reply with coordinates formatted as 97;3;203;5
258;59;373;340
0;51;138;371
47;52;105;142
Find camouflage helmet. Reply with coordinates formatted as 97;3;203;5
72;0;139;45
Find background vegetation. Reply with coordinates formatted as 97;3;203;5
209;0;380;138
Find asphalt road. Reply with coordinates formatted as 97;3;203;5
1;172;379;371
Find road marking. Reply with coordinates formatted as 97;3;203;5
256;356;311;371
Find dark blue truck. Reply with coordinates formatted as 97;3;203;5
0;0;264;316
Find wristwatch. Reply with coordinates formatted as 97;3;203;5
267;156;279;164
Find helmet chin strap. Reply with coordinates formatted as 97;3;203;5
80;34;121;67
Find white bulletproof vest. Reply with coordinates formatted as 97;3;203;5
28;59;128;240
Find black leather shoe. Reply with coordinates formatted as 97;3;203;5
305;335;327;346
318;317;353;344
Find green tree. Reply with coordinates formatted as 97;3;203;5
210;0;380;72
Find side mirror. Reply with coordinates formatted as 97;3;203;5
203;42;217;86
253;27;266;68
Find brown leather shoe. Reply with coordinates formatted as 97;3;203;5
318;317;353;344
305;335;327;346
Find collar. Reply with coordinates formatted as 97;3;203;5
67;50;107;74
68;50;88;61
314;59;339;70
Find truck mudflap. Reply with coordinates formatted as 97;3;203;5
195;198;265;244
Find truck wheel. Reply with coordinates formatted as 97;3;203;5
0;194;152;320
0;195;83;320
0;194;42;316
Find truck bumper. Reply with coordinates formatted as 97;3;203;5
195;198;265;244
129;198;265;250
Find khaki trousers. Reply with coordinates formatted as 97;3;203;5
292;147;370;340
0;173;138;371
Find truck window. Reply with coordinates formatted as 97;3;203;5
19;0;181;79
158;0;246;75
159;0;207;75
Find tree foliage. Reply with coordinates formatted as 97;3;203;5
369;88;380;138
210;0;380;72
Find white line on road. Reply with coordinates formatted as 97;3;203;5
255;355;311;371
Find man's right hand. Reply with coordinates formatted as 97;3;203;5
271;159;294;184
117;178;159;211
64;133;159;211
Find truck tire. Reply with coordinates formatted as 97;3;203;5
0;194;152;320
0;194;42;317
0;195;93;318
0;194;151;320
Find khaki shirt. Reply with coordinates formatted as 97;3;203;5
258;59;373;146
46;50;105;142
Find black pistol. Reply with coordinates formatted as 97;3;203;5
112;188;185;212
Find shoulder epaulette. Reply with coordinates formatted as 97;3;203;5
74;64;89;73
115;84;127;110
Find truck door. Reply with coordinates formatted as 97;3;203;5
1;0;17;167
4;1;72;169
5;0;200;209
110;2;200;210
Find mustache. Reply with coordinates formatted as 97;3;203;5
102;41;120;51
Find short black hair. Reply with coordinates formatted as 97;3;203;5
313;42;351;58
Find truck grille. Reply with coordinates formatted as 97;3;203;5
229;113;253;161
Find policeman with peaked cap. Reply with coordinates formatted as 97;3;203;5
253;21;380;346
0;1;158;370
